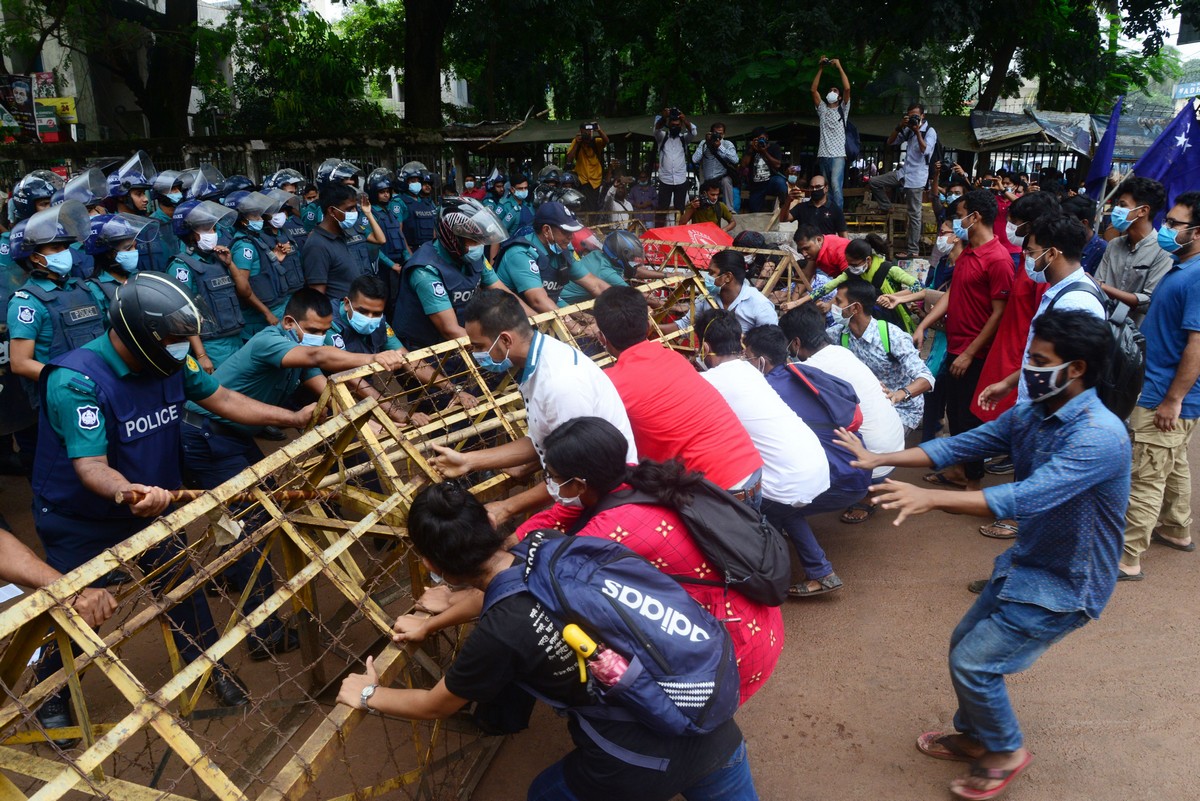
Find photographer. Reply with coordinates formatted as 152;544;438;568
679;179;737;232
739;126;786;213
811;56;852;211
869;103;938;257
653;107;698;224
692;122;739;209
565;121;610;211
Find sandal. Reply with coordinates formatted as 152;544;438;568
840;502;876;524
787;573;844;598
916;731;982;763
949;752;1034;800
922;472;967;489
1152;530;1196;552
979;520;1018;540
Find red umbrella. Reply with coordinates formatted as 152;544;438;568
640;222;734;270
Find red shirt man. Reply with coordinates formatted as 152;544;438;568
795;230;851;277
944;236;1013;357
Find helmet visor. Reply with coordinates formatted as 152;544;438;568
151;170;182;195
450;202;508;245
24;200;91;246
116;150;158;188
234;191;276;218
63;168;108;205
184;200;236;231
188;165;225;200
264;189;300;210
99;212;159;245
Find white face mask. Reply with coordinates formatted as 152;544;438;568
1006;220;1024;247
196;231;218;252
935;235;953;255
826;91;840;105
270;212;287;229
546;476;583;508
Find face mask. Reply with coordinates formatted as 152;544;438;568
246;219;264;232
1006;220;1024;247
165;341;191;361
1024;253;1049;284
846;262;866;276
947;193;962;203
465;243;485;262
546;476;584;508
114;249;140;273
935;235;953;255
41;250;73;276
464;181;475;189
548;241;563;255
408;182;422;194
165;192;183;204
811;188;826;202
938;193;946;203
952;216;973;241
1109;205;1141;233
514;188;529;200
1022;361;1075;403
788;175;798;185
472;333;512;373
826;91;840;105
638;180;649;186
1158;224;1191;255
346;303;384;335
338;210;359;231
197;231;218;252
270;212;287;229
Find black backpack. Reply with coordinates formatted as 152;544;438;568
1046;281;1146;420
926;137;945;182
839;105;861;161
570;480;792;607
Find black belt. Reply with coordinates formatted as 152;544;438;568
183;409;244;440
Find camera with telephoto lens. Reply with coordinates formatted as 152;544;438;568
668;107;682;121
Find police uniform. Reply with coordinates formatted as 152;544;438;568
391;240;500;351
400;193;437;249
497;194;534;238
165;249;245;368
281;211;309;252
558;249;629;307
82;271;122;316
0;246;36;451
299;200;323;232
325;303;404;355
32;337;222;679
139;208;182;273
371;202;409;265
7;275;106;408
230;227;304;336
495;234;589;306
300;225;375;300
68;242;94;281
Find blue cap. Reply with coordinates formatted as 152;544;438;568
531;201;583;232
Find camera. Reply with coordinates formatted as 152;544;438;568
755;136;767;146
905;115;920;127
820;57;831;65
583;123;595;132
668;107;682;121
707;131;722;143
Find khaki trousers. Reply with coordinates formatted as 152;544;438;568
1122;405;1198;567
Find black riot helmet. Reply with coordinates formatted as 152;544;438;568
602;229;648;279
110;272;211;377
366;168;395;204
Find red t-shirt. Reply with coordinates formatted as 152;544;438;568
461;188;486;201
970;268;1049;421
815;235;850;277
516;494;784;704
944;236;1013;357
605;340;763;488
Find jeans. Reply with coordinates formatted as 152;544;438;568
526;740;758;801
940;356;987;481
656;181;690;226
731;468;763;512
949;577;1089;752
747;175;788;213
762;482;866;579
868;169;924;253
817;156;846;210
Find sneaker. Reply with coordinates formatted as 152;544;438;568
36;697;79;748
985;456;1014;475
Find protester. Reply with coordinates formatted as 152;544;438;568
869;104;937;257
811;56;852;210
1061;195;1106;275
793;227;851;277
810;235;921;331
664;249;776;333
836;309;1130;801
1093;176;1173;325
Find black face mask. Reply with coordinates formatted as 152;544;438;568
811;189;827;202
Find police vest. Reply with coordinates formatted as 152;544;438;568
0;276;35;434
282;215;309;251
69;247;94;282
329;316;387;355
372;204;407;262
392;242;484;351
17;280;106;360
232;230;304;309
84;277;118;313
170;253;244;340
137;221;179;274
496;237;571;303
401;195;437;248
33;346;185;521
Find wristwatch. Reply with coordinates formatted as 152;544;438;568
360;683;379;714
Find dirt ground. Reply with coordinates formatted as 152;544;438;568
2;436;1198;801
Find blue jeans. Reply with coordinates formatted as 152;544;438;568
527;740;758;801
731;468;763;512
747;175;787;213
948;577;1090;752
818;156;846;210
762;482;866;579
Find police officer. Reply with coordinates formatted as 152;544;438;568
33;273;317;738
366;168;409;267
225;190;296;336
264;170;311;249
299;182;323;233
301;182;376;301
494;201;606;314
7;202;104;474
167;200;244;371
141;170;184;273
186;165;226;203
391;197;514;350
107;151;156;218
327;274;476;415
398;162;437;249
497;174;534;239
482;172;507;214
532;165;562;208
82;213;158;314
557;228;663;307
7;171;60;270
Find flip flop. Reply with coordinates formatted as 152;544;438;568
922;472;967;489
979;521;1018;540
1152;531;1196;552
950;751;1034;800
1117;571;1144;582
840;502;877;524
788;574;844;598
916;731;981;763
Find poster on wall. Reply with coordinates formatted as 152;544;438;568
0;76;39;142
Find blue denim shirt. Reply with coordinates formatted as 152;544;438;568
920;388;1130;619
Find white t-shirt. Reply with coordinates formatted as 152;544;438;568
1016;267;1107;403
701;359;830;504
518;331;637;466
804;345;905;478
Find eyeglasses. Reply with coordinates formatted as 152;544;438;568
1163;216;1199;231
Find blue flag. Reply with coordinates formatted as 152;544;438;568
1085;96;1122;200
1132;99;1200;220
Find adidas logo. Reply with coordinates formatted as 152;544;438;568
601;580;711;642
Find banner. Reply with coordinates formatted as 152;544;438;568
35;97;77;124
0;75;38;141
640;222;733;269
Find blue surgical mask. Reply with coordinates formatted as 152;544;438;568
246;219;264;232
165;192;183;204
286;318;325;347
465;243;485;262
1024;252;1049;284
464;181;475;189
1158;224;1191;255
787;175;798;185
1110;205;1141;233
338;210;359;231
514;189;529;200
114;249;140;273
408;182;422;194
1022;361;1075;403
548;241;563;255
165;341;191;361
42;250;74;276
345;302;383;335
472;333;512;373
952;216;973;241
